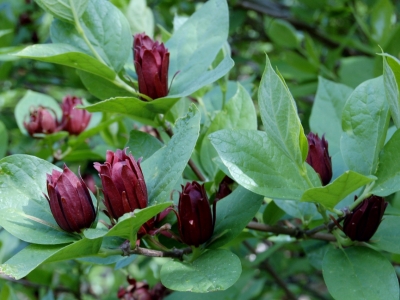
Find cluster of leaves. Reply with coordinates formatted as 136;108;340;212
1;0;400;299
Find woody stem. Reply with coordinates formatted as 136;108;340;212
98;246;192;260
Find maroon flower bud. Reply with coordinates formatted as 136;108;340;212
60;95;91;135
133;33;170;99
177;182;215;247
19;13;32;25
343;195;388;241
23;106;59;136
215;176;234;201
118;277;167;300
306;132;332;185
45;165;96;233
150;282;169;299
94;149;148;221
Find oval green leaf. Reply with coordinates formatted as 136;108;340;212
301;171;376;209
166;0;230;95
50;0;132;72
373;215;400;254
341;76;390;175
209;129;313;200
0;237;102;280
258;54;307;166
309;77;353;155
160;249;241;292
372;129;400;196
201;83;257;177
322;246;399;300
16;44;116;80
35;0;89;23
208;186;263;249
142;105;201;205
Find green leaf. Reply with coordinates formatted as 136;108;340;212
105;202;172;240
208;187;263;249
209;129;314;200
0;283;16;300
322;246;399;300
373;215;400;254
266;19;299;49
126;130;163;161
41;131;69;145
126;0;154;36
301;171;376;209
309;77;353;155
160;249;241;292
201;83;257;177
382;53;400;128
14;90;62;136
34;0;89;23
0;206;78;245
84;202;172;241
263;201;285;225
372;129;400;196
370;0;394;44
0;237;102;280
274;200;321;222
302;240;333;270
15;44;116;80
77;70;135;101
50;0;132;72
338;57;375;89
258;54;308;167
142;105;201;205
82;57;230;121
341;76;390;175
83;96;179;124
167;56;234;99
63;149;105;162
0;29;12;38
0;155;78;244
0;121;8;159
166;0;230;94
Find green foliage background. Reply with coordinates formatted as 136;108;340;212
1;0;400;299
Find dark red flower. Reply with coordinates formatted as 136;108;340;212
306;132;332;185
60;95;91;135
133;33;170;99
117;277;168;300
215;176;234;201
343;195;388;241
45;165;96;232
177;182;215;247
94;149;148;221
23;106;59;136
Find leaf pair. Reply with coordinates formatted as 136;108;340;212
210;55;319;202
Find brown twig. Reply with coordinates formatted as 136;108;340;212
129;246;191;259
246;222;336;242
243;241;297;300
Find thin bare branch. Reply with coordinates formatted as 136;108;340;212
246;222;336;242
